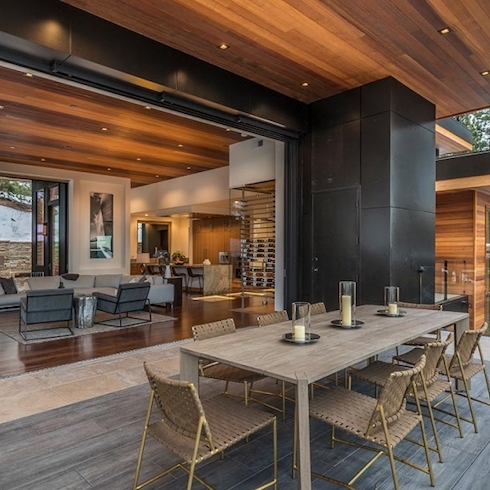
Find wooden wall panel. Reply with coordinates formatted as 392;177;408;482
192;217;240;265
474;192;490;330
436;190;478;329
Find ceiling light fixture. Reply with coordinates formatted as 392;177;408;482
438;27;451;35
302;82;309;87
9;146;16;149
107;167;111;171
155;174;159;177
144;105;151;110
178;144;183;147
187;166;191;170
481;70;490;76
219;43;229;50
41;158;45;162
101;127;108;131
0;105;4;109
136;158;141;161
23;72;33;77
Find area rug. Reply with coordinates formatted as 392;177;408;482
0;310;177;344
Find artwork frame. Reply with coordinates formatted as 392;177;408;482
90;192;113;258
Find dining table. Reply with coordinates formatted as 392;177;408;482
180;304;469;489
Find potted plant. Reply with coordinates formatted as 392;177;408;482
171;250;186;264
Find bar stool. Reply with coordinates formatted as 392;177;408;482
171;265;189;291
187;266;204;294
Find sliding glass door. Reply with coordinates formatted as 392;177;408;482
32;181;68;276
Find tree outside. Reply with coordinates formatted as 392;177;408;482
456;109;490;152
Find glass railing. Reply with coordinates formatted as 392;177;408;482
432;260;473;302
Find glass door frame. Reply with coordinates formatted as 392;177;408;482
31;180;68;276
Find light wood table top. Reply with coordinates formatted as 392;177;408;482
180;304;469;489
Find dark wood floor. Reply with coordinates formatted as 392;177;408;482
0;293;273;378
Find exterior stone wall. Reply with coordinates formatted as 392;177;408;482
0;241;32;277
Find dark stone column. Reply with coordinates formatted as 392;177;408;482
307;77;436;308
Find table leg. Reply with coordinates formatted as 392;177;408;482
296;377;311;489
180;350;200;388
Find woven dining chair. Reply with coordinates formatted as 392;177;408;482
440;322;490;433
256;309;292;418
191;318;265;405
133;363;278;490
351;333;462;462
310;302;327;315
398;302;443;347
298;355;433;490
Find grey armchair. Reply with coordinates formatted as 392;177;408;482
94;282;151;327
19;288;74;341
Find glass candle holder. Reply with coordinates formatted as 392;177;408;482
384;286;399;315
339;281;356;326
292;302;311;343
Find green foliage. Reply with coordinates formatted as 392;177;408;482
457;109;490;152
171;250;186;263
0;179;31;197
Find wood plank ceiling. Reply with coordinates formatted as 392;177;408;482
1;0;489;187
62;0;490;117
0;64;248;187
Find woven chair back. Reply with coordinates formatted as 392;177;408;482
450;322;488;369
368;355;426;430
419;333;454;385
257;310;289;327
192;318;236;341
144;362;212;443
310;302;327;315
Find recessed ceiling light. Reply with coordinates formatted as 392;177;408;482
481;70;490;76
41;158;45;162
178;144;183;147
136;158;141;161
144;105;151;110
155;174;159;177
101;127;108;131
218;43;229;50
225;128;231;131
187;166;191;170
23;72;33;78
0;105;4;109
438;27;451;35
107;167;111;171
9;146;16;149
302;82;309;87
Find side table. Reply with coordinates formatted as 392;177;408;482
166;276;183;307
74;294;98;328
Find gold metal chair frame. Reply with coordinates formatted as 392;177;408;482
438;322;490;433
295;355;434;490
133;363;278;490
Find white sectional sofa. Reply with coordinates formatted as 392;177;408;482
0;274;174;311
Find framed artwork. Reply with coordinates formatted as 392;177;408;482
90;192;113;258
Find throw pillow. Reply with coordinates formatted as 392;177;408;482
13;277;31;293
0;277;17;294
138;275;148;283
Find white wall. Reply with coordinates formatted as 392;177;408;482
0;162;131;274
131;167;231;215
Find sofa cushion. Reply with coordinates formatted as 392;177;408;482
62;275;95;289
0;277;17;294
152;275;164;285
28;275;61;290
94;274;122;288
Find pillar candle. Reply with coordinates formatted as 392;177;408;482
341;295;352;325
388;303;398;315
294;324;306;341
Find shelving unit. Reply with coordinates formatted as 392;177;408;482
232;181;275;291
